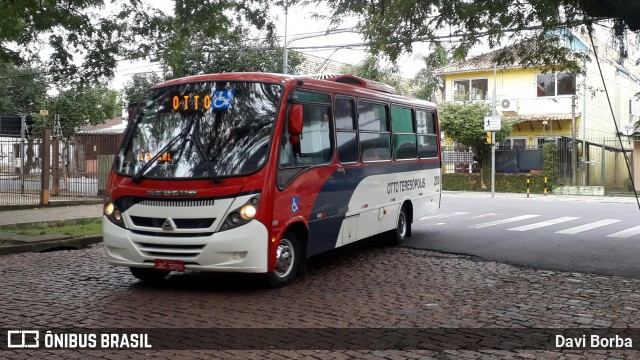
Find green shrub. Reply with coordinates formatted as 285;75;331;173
443;173;551;193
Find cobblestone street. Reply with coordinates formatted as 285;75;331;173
1;239;639;359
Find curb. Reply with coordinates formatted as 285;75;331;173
0;200;102;212
0;217;101;228
0;236;103;256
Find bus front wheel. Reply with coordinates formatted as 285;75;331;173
264;231;300;288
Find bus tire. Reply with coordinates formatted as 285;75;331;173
263;231;300;288
129;267;170;283
390;206;409;245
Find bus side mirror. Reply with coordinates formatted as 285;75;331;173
288;104;303;135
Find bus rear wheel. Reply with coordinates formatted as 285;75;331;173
263;231;300;288
389;207;409;245
129;267;170;283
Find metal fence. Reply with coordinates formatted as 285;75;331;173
441;137;635;191
0;129;121;206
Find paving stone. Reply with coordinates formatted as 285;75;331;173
1;245;639;358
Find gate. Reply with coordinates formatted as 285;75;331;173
0;128;120;206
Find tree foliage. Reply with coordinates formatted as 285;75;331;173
340;55;409;94
0;0;291;84
122;72;163;106
411;42;466;101
438;101;510;161
43;85;121;139
316;0;640;72
160;22;303;79
0;61;47;114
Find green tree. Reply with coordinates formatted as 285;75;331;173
0;61;47;114
438;101;511;188
340;55;409;94
122;72;164;106
411;42;466;101
0;0;282;83
160;22;303;78
316;0;640;72
45;84;121;140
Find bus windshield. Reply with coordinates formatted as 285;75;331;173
115;81;282;181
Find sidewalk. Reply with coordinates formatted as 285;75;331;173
0;204;102;255
443;190;640;204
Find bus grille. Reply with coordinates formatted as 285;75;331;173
135;242;206;258
138;199;216;207
130;216;215;229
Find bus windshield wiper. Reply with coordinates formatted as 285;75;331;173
132;120;194;183
132;133;185;183
190;133;221;184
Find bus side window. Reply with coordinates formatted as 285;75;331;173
335;97;358;163
358;101;391;162
280;104;332;167
416;109;438;158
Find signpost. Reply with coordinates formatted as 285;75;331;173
484;116;501;132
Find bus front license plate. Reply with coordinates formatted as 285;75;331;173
154;259;185;271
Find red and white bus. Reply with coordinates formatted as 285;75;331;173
103;72;441;287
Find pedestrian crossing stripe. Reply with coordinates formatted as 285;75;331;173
606;225;640;239
469;215;540;229
555;219;621;234
431;211;640;238
418;212;469;220
507;216;580;232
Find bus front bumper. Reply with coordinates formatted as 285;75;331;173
103;217;269;273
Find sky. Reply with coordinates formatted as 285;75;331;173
110;0;428;90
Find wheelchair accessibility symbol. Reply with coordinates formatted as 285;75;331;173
212;90;235;109
291;197;299;213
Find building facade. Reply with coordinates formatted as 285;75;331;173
435;29;640;190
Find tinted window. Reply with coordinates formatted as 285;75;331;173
391;106;416;160
335;97;356;130
360;133;391;162
416;109;438;158
358;101;388;131
336;132;358;163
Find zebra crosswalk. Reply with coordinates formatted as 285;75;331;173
418;211;640;239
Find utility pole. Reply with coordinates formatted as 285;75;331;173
282;1;289;74
571;95;577;186
491;63;497;198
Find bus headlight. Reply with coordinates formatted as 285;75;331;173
240;204;256;219
104;197;125;227
220;195;260;232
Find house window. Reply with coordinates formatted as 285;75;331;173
453;79;488;101
498;137;528;149
536;72;576;97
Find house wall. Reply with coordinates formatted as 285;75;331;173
582;53;640;139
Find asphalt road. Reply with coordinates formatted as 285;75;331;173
405;192;640;278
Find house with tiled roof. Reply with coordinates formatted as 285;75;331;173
435;29;640;191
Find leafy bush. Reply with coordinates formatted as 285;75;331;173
443;173;551;193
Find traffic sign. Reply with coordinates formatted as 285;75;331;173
484;116;501;131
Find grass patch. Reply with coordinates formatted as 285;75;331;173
0;218;102;238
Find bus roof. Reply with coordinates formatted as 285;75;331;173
153;72;437;109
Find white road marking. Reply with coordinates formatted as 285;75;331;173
470;213;500;219
418;212;469;221
606;225;640;239
469;215;541;229
507;217;580;231
555;219;621;234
